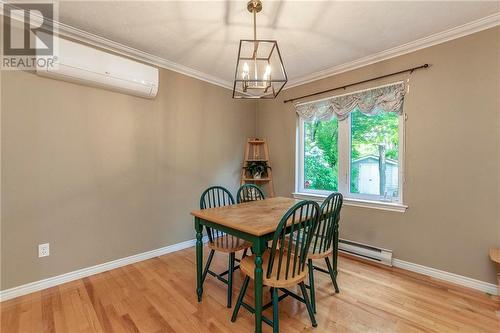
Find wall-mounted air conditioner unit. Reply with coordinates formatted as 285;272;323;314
37;36;158;98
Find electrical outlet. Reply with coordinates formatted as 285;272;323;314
38;243;50;258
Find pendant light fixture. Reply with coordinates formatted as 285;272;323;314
232;0;287;99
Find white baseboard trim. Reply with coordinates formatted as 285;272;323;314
0;236;208;302
2;236;496;302
392;259;498;296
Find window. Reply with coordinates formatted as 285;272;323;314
350;110;401;201
296;83;406;210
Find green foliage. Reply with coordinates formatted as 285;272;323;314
351;109;399;160
244;161;270;178
311;120;339;167
304;143;338;191
304;119;338;191
350;167;359;193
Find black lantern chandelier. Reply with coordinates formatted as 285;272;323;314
232;0;287;99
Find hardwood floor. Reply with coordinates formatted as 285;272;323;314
1;247;499;333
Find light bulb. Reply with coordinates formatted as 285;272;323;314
242;62;250;79
263;65;271;80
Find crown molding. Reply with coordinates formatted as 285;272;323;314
1;1;499;94
0;1;233;90
284;12;500;89
55;22;234;90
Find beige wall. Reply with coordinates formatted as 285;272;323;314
257;27;500;284
1;27;498;291
1;68;256;289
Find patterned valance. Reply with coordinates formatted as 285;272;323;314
294;82;406;121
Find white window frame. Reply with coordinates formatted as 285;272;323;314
295;106;407;213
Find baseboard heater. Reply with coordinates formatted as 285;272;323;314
339;239;393;266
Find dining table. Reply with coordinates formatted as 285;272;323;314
190;196;302;333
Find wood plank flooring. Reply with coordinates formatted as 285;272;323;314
1;247;499;333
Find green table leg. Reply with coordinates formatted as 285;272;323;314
195;218;203;302
253;238;265;333
227;252;235;308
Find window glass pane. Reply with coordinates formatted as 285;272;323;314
303;118;338;191
350;110;399;200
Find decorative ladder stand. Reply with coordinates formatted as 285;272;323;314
240;138;275;197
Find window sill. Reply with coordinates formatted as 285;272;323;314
292;192;408;213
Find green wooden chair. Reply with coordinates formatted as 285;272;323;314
307;192;343;313
236;184;265;203
200;186;252;308
231;200;320;332
236;184;265;257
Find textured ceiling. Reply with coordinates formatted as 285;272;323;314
56;1;500;83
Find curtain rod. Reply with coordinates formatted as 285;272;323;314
283;63;429;104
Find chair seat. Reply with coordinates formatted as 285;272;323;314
240;250;308;288
308;248;333;260
208;235;251;253
282;237;333;260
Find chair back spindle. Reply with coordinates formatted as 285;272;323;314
199;186;235;242
267;201;320;281
236;184;265;203
310;192;343;256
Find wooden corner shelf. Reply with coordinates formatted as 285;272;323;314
241;138;275;197
243;178;271;182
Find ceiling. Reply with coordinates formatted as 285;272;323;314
56;1;500;86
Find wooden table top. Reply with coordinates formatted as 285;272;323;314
191;197;301;236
